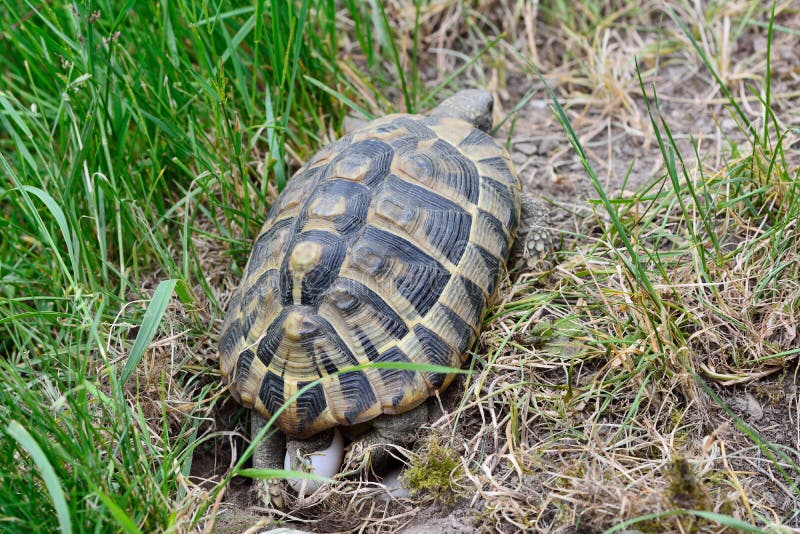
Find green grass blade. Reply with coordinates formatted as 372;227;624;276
120;279;178;386
280;0;311;132
523;58;664;315
94;491;144;534
18;185;80;279
2;151;77;286
219;13;256;65
374;0;411;111
303;75;374;120
665;6;757;140
604;509;771;533
6;421;73;534
238;468;333;485
635;63;722;276
763;1;775;142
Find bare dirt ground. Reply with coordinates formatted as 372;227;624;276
196;2;800;533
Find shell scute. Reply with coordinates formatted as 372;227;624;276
411;324;458;390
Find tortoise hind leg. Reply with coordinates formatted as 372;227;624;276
343;402;430;475
511;194;556;272
250;411;287;509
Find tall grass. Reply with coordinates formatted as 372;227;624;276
0;1;425;530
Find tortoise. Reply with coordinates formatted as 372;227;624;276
218;89;553;505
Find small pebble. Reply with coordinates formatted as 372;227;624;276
743;392;764;421
732;392;764;421
538;137;558;155
516;141;538;155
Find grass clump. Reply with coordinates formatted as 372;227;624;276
402;434;466;504
665;456;712;511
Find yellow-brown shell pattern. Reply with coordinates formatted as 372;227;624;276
219;113;521;438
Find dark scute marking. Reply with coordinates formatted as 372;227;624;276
474;244;502;296
225;289;242;314
328;138;394;187
259;371;285;416
234;349;255;388
404;152;434;181
323;317;361;366
248;217;294;278
374;346;411;364
241;269;280;338
459;127;498;147
218;318;241;361
373;347;415;406
263;166;318;221
298;312;360;375
413;325;452;366
264;201;280;221
256;310;286;368
331;278;409;339
384;175;472;263
431;140;480;203
424;208;471;263
481;176;518;232
391;116;438;141
247;268;280;300
295;381;327;430
296;230;348;307
375;123;400;135
478;209;510;259
278;223;315;305
353;326;380;361
374;121;420;153
400;264;451;316
317;349;339;375
405;149;479;204
241;308;258;338
307;179;371;236
413;325;455;389
458;275;488;327
280;270;294;305
360;224;445;263
339;370;377;424
478;156;516;185
384;174;461;211
360;226;450;316
440;306;475;355
386;135;418;155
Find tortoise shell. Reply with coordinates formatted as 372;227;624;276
219;108;521;438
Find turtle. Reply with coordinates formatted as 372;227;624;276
218;89;554;506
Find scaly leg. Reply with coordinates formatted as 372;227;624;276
511;194;556;272
343;402;429;475
250;411;287;509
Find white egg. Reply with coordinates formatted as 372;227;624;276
284;428;344;494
